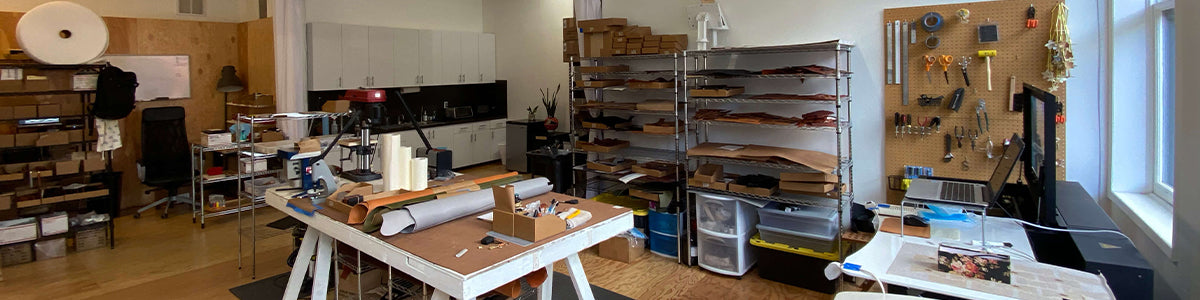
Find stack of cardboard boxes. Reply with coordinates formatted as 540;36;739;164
563;18;689;59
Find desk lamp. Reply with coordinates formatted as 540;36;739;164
217;65;245;120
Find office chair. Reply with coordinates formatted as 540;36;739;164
135;106;193;219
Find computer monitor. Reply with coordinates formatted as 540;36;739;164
1021;83;1057;226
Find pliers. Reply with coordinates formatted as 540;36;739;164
954;126;964;148
976;99;990;133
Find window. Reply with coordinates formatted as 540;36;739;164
1152;0;1175;202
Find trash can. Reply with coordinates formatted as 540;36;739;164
526;148;583;194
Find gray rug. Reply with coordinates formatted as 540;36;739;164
230;272;632;300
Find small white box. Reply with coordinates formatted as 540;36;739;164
240;158;268;172
200;130;233;147
0;218;38;245
39;212;68;236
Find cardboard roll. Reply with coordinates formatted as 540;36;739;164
16;1;109;65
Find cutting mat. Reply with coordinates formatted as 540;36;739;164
883;1;1068;203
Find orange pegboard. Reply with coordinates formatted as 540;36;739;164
883;1;1067;203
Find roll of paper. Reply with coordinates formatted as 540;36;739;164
16;1;109;65
509;177;553;199
410;157;429;191
380;133;404;191
397;146;412;190
379;177;554;236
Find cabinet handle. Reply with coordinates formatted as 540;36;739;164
338;77;342;87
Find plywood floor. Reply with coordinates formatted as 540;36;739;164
0;163;836;300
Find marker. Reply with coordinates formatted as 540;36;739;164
455;248;468;258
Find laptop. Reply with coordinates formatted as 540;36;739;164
905;135;1025;207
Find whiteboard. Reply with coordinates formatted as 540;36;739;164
99;55;191;101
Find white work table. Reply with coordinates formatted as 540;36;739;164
264;187;634;300
842;216;1115;299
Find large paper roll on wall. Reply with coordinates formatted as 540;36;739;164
16;1;109;65
410;157;429;191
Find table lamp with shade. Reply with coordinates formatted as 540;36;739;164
217;65;244;120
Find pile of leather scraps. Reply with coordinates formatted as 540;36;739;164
760;64;850;76
694;109;731;120
801;110;838;127
693;109;802;126
577;101;639;110
645;118;682;127
582;114;635;129
749;93;840;101
689;69;757;77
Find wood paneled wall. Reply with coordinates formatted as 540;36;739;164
0;12;274;209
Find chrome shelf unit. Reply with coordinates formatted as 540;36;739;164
683;41;855;269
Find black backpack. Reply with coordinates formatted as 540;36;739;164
92;66;138;120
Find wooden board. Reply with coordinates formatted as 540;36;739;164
883;1;1067;203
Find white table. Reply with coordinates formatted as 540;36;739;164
264;188;633;300
842;216;1038;300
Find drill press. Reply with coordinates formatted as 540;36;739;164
339;89;387;182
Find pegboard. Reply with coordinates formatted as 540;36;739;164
883;0;1068;203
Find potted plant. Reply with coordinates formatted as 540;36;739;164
526;106;539;121
541;84;561;130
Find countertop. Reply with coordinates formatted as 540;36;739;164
374;115;508;133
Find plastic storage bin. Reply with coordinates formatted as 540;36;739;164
648;210;678;236
648;230;678;258
750;235;839;294
756;223;837;253
695;192;758;236
757;201;837;238
697;230;755;276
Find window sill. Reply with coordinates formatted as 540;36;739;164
1109;191;1173;253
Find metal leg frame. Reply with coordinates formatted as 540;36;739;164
283;228;336;300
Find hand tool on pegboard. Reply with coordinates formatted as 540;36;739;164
1026;5;1039;28
968;129;979;150
894;112;902;138
978;50;997;90
948;88;965;111
975;99;990;133
959;56;972;87
886;22;894;85
943;134;954;162
955;126;964;148
923;55;936;84
939;55;954;85
901;21;910;105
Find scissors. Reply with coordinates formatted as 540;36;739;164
939;55;954;84
923;55;937;84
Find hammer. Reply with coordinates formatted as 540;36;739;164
978;50;997;91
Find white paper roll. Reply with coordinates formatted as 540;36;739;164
396;146;412;190
380;133;403;191
16;1;109;65
410;157;429;191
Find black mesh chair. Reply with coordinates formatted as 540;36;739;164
135;106;193;219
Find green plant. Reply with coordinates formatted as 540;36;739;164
540;84;561;118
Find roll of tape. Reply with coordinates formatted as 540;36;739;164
921;12;944;32
16;1;109;65
926;34;941;49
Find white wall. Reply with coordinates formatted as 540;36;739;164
0;0;259;22
486;0;1103;206
306;0;483;31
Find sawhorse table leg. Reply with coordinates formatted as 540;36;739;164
282;228;335;300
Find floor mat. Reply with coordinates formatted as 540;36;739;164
231;272;632;300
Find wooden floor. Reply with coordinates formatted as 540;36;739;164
0;163;835;300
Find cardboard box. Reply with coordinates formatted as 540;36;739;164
693;164;724;182
0;164;24;182
36;104;60;117
66;129;83;142
780;172;839;183
623;26;652;38
628;81;674;89
661;48;682;55
578;18;626;32
0;107;12;119
644;41;661;48
0;192;11;210
61;101;83;116
598;236;645;263
631;164;671;178
82;153;105;172
259;131;285;142
0;134;13;148
729;183;779;196
661;34;688;43
779;181;836;194
612;42;627;49
35;131;68;146
563;53;580;63
575;80;625;88
200;130;233;147
321;100;351;113
630;188;665;201
614;37;627;43
579;65;630;73
659;41;684;50
626;43;643;50
577;140;629;152
39;212;68;236
642;47;660;54
64;189;108;201
14;133;38;146
15;199;40;208
563;28;579;41
645;35;663;42
627;38;644;44
28;162;53;177
611;49;626;55
563;40;579;53
587;158;636;173
54;160;79;176
12;106;36;119
0;218;38;245
636;99;675;111
491;186;565;242
563;17;576;28
584;32;616;57
627;48;641;55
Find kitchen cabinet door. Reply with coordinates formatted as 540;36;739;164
471;123;493;164
418;30;442;86
341;24;370;89
478;33;496;83
449;124;475;168
440;31;463;84
394;28;421;87
460;32;480;84
307;22;342;90
367;26;396;87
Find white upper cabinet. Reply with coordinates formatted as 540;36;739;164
479;33;496;83
340;24;370;89
307;23;496;90
367;26;397;87
307;22;343;91
394;28;421;87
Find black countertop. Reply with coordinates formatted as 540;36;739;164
374;115;509;133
